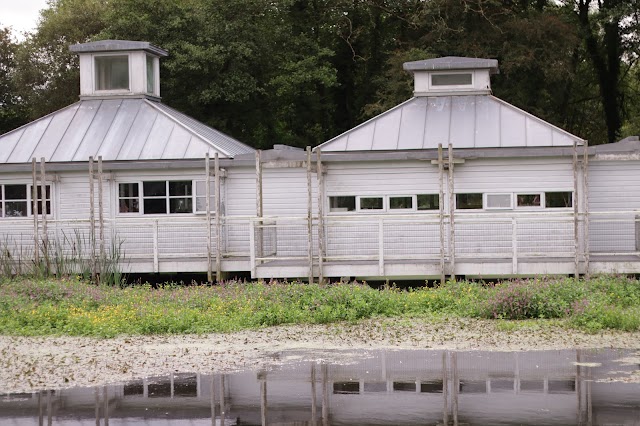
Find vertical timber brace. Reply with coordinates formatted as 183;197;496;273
573;142;579;278
32;158;40;267
215;153;222;283
205;153;212;282
448;144;455;280
438;144;445;285
583;141;590;278
316;149;325;285
255;151;263;268
306;147;314;284
97;157;105;271
39;158;49;274
89;156;96;281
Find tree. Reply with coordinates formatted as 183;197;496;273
0;27;28;134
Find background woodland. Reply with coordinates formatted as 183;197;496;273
1;0;639;148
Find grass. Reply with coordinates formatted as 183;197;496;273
0;275;639;338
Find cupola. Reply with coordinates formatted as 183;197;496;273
69;40;168;100
403;56;499;97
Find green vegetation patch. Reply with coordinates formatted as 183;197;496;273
0;275;639;338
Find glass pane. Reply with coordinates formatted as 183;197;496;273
546;192;572;208
143;181;166;197
34;185;51;200
196;196;215;212
169;181;192;196
146;55;154;93
329;196;355;212
417;194;439;210
95;56;129;90
119;198;139;213
360;197;383;210
5;185;27;200
119;183;139;198
196;180;215;196
35;200;51;215
517;194;541;207
170;198;193;214
486;194;512;209
144;198;167;214
389;196;413;209
432;73;472;86
5;201;27;217
456;193;483;209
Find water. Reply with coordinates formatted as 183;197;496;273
1;348;639;425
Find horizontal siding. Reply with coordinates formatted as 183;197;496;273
225;167;256;217
455;158;573;193
588;161;640;211
263;168;318;216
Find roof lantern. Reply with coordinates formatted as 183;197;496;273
403;56;499;97
69;40;169;101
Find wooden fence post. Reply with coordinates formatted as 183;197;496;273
316;149;325;285
448;144;455;281
89;156;96;281
307;146;314;284
32;158;40;267
583;141;590;278
40;158;49;274
98;156;105;264
573;142;579;278
438;144;445;285
215;153;222;282
206;153;212;282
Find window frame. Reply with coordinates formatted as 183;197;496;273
429;71;474;90
544;191;574;209
0;183;52;219
515;193;543;210
117;180;197;216
357;196;385;212
455;193;484;211
194;180;216;214
484;193;513;210
328;196;357;214
146;55;155;94
388;195;416;212
93;53;131;93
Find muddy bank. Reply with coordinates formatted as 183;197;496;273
1;317;639;393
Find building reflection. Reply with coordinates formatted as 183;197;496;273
1;349;639;425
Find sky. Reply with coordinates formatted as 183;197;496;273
1;0;50;39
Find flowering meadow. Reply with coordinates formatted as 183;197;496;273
0;276;638;337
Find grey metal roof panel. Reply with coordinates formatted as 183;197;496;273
149;102;255;156
69;40;168;57
0;99;254;164
315;95;583;152
403;56;499;73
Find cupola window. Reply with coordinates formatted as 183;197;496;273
431;73;472;86
95;55;129;91
146;55;155;93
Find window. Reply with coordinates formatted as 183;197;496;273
118;181;194;214
358;196;384;211
485;193;512;209
456;193;483;210
545;191;572;208
0;184;51;218
195;181;216;213
329;196;355;212
431;73;472;86
517;194;541;208
389;196;414;210
95;55;129;91
417;194;439;211
146;55;155;93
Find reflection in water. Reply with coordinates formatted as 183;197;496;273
1;348;639;425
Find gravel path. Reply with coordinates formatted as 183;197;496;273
2;317;639;393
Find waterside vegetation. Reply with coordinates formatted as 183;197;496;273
0;276;639;338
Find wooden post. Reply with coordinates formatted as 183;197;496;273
583;141;590;278
210;374;216;425
32;158;40;267
89;157;96;281
40;158;49;274
448;144;455;281
321;363;329;426
98;157;105;264
206;153;212;282
316;150;325;285
311;362;318;426
573;142;579;278
219;375;226;426
452;352;459;426
442;351;449;425
307;146;314;284
259;371;267;426
215;153;222;282
103;386;109;426
438;144;445;284
255;150;263;264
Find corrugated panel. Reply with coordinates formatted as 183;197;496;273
0;98;254;164
316;95;583;152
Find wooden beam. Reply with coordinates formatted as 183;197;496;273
98;156;105;271
307;146;314;284
215;153;222;282
32;158;39;267
573;142;579;278
40;158;49;274
89;156;96;281
255;151;263;263
316;149;325;285
206;153;212;283
583;141;590;279
438;144;445;285
448;144;455;280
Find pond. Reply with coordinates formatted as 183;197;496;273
1;348;639;425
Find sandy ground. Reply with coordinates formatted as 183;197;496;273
1;317;640;394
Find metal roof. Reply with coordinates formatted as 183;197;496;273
403;57;499;74
0;99;254;164
69;40;169;57
315;95;584;152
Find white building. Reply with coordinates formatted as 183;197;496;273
0;40;638;281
